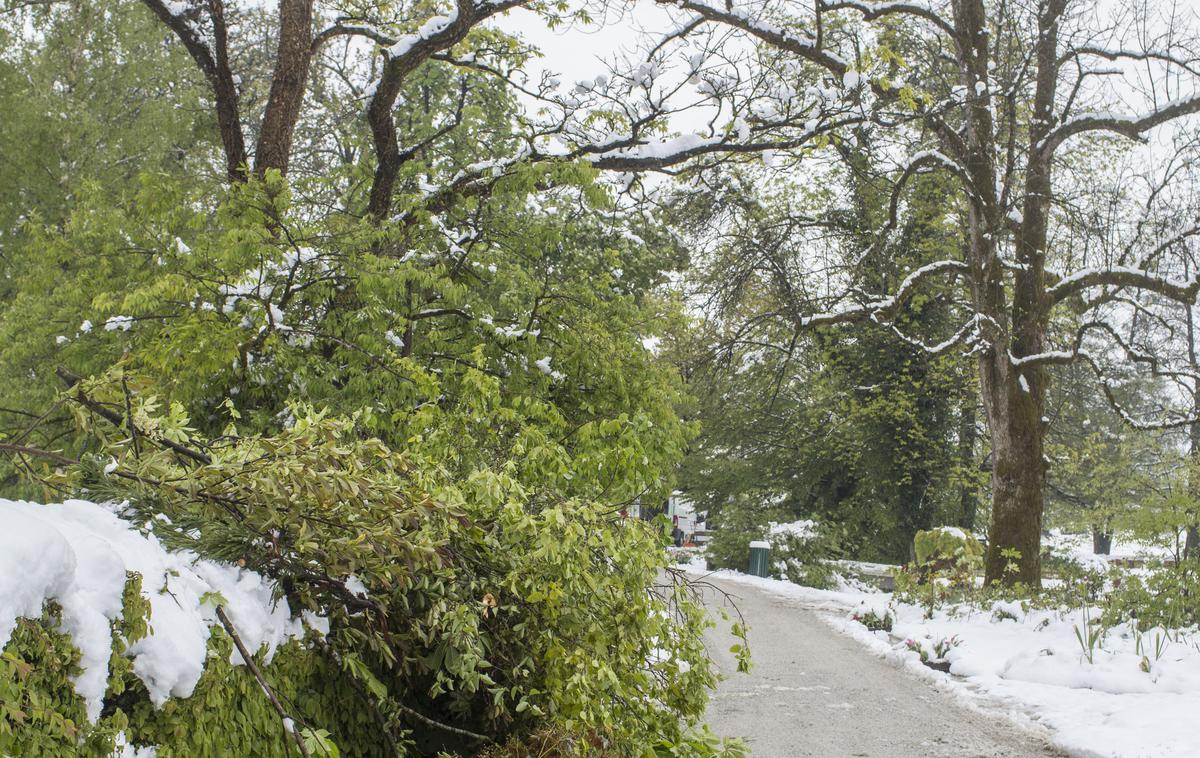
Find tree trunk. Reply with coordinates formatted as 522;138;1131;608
254;0;314;177
981;350;1045;586
140;0;247;182
957;383;978;531
1188;325;1199;560
1092;529;1113;555
977;0;1064;588
1188;413;1200;562
1188;412;1200;561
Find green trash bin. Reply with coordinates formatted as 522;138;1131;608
748;540;770;577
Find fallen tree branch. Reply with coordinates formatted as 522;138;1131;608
395;698;490;744
0;442;77;466
55;367;213;466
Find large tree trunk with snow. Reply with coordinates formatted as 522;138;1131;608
980;350;1046;586
976;0;1063;588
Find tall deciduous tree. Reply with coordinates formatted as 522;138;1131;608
0;1;748;750
674;153;973;563
658;0;1200;584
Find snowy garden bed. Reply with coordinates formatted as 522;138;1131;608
1044;528;1183;567
685;560;1200;758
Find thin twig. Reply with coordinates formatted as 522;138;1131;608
395;699;491;744
215;605;311;758
315;637;490;744
0;442;76;466
56;367;212;465
121;375;142;459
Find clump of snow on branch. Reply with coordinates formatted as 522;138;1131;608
0;499;316;722
534;355;565;380
768;518;818;542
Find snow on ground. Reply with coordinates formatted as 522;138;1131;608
683;559;1200;758
1045;529;1180;565
0;499;316;722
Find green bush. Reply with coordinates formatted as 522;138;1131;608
912;527;983;569
894;527;985;616
773;528;845;590
1102;559;1200;630
706;500;843;588
41;372;741;756
2;159;742;752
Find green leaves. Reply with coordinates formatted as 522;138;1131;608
301;728;340;758
342;654;388;702
729;623;752;675
47;359;719;751
0;3;718;748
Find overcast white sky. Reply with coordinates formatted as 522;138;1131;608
494;3;683;92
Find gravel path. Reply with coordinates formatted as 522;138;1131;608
699;575;1065;758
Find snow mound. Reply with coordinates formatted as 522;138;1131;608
930;525;968;540
0;499;314;721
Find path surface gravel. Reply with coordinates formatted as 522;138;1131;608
699;575;1065;758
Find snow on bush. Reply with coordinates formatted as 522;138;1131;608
767;518;818;542
0;498;314;721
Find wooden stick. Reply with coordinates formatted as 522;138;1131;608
215;605;311;758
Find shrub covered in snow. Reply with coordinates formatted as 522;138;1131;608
892;526;986;615
912;526;983;570
30;374;735;755
0;498;379;757
768;519;845;589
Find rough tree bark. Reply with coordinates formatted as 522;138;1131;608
956;383;978;531
1189;409;1200;561
980;0;1066;586
1188;299;1200;561
254;0;315;177
363;0;524;220
948;0;1055;586
141;0;247;181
